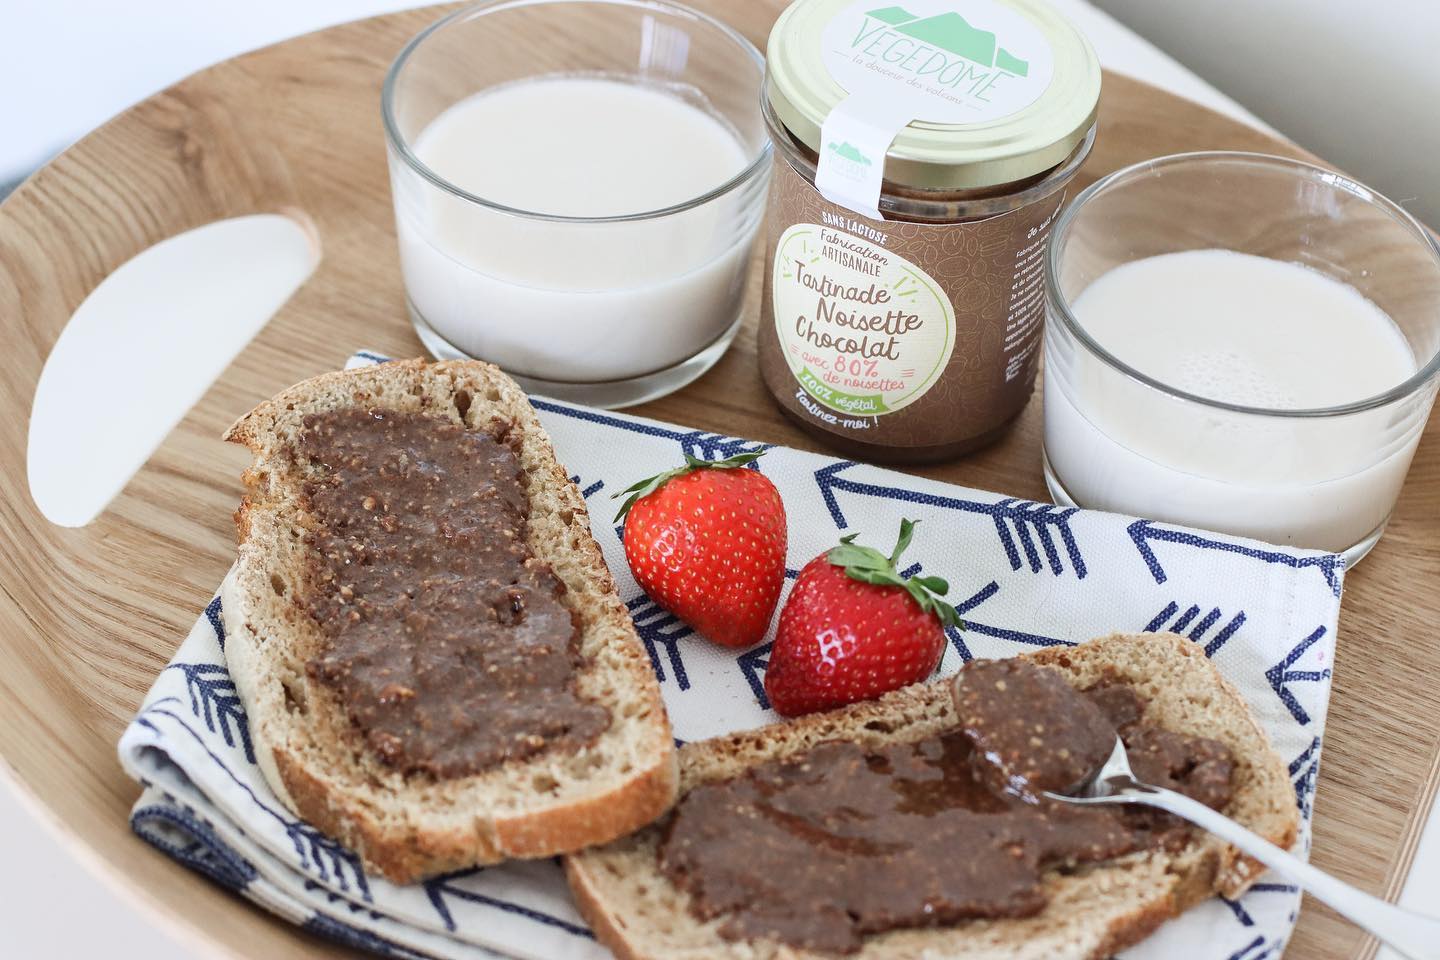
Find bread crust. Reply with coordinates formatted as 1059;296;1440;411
1025;636;1297;899
565;632;1300;960
564;856;649;960
222;359;678;884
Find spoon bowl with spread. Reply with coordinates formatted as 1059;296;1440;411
1046;737;1440;960
951;660;1440;960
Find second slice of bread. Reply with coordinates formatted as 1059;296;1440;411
565;632;1299;960
222;359;679;884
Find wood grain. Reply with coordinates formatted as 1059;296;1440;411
0;4;1434;958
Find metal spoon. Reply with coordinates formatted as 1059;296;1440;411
1047;737;1440;960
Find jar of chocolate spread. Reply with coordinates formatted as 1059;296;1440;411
758;0;1100;463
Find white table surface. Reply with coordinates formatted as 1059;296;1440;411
0;2;1432;957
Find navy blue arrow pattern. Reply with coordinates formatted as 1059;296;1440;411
627;596;694;690
132;698;375;902
424;869;594;938
1129;520;1342;597
1219;883;1300;927
1267;627;1332;726
164;661;255;763
1289;736;1323;819
285;820;371;900
1225;935;1281;960
204;595;227;650
130;803;258;893
116;362;1341;959
944;624;973;663
951;580;1072;650
303;879;388;921
1143;601;1247;657
570;474;604;500
302;914;432;960
534;398;767;464
737;641;772;710
816;462;1087;579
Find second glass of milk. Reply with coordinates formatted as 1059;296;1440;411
383;0;771;407
1043;152;1440;563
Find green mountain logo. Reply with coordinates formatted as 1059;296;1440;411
827;141;873;166
865;6;1029;76
867;5;919;25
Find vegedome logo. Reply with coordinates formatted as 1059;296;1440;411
817;0;1055;213
826;141;873;166
849;5;1034;101
867;6;1028;74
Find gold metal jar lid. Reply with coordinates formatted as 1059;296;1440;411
766;0;1101;191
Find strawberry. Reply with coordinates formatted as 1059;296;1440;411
614;451;786;648
764;519;961;717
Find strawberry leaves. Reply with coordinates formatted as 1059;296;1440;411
612;450;766;522
826;519;963;629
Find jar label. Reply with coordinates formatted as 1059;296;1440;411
821;0;1055;124
814;0;1056;218
771;222;956;417
760;153;1069;453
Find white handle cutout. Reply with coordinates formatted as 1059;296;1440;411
27;213;320;527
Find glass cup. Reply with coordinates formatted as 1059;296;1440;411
1043;152;1440;564
382;0;772;408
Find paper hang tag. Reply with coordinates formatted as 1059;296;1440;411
813;0;1058;220
815;95;913;220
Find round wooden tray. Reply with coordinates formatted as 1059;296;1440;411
1;3;1435;958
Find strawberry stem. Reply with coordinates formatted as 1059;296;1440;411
611;450;766;523
826;519;964;629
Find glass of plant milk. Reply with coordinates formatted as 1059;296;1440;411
1043;152;1440;563
382;0;771;407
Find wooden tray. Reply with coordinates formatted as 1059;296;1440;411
1;4;1435;958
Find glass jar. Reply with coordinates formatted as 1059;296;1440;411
1044;152;1440;564
383;0;772;409
757;0;1100;463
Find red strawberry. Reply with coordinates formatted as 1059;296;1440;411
764;519;961;717
614;451;787;648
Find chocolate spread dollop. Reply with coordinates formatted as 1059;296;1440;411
658;659;1233;953
298;408;609;779
953;656;1117;798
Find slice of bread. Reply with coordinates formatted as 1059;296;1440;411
565;632;1299;960
222;358;678;884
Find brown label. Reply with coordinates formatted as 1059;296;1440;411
760;156;1067;452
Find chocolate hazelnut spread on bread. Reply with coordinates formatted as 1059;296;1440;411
658;659;1233;953
298;408;609;779
954;656;1118;798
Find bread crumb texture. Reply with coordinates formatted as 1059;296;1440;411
566;632;1298;960
222;359;678;883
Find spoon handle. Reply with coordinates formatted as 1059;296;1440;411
1127;783;1440;960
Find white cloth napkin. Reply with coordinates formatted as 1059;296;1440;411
118;351;1343;960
